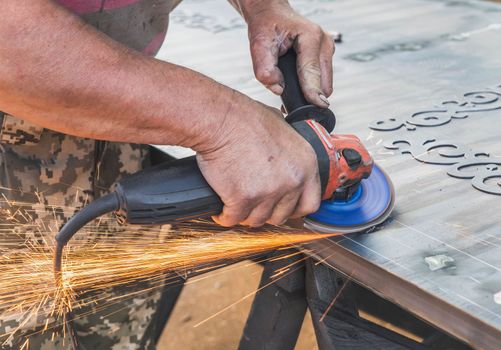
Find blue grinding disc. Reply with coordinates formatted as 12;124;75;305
304;164;395;234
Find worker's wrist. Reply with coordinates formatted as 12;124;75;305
180;86;253;154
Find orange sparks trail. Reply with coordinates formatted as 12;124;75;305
0;197;336;346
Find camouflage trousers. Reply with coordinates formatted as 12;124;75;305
0;115;174;349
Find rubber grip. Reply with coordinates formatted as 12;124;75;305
115;156;223;225
277;49;309;114
278;49;336;133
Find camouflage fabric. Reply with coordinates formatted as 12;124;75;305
0;113;44;146
0;128;174;349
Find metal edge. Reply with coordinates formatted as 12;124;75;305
301;238;501;350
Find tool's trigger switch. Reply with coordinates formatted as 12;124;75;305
342;148;362;169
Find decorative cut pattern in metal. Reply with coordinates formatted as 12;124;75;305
369;84;501;195
383;136;489;165
448;159;501;195
370;85;501;131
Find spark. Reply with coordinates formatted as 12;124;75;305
193;262;307;328
319;271;353;322
0;197;337;346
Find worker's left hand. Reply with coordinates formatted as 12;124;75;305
240;0;335;107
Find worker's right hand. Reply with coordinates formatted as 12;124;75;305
196;98;321;227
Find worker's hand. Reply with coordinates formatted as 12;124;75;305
196;98;321;227
242;0;335;107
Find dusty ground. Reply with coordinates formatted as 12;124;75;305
157;261;318;350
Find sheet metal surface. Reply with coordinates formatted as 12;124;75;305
156;0;501;347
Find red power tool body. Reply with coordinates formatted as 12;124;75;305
299;120;373;200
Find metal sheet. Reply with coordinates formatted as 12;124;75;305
156;0;501;348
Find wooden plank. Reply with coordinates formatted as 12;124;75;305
157;0;501;348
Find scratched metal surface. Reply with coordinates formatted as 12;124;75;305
155;0;501;347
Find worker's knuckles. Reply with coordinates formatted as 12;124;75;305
249;32;274;57
266;215;286;226
240;202;276;227
268;198;299;225
295;198;321;218
242;218;267;228
250;46;281;85
295;27;323;54
297;22;324;41
254;66;281;86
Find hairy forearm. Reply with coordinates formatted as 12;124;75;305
0;0;248;151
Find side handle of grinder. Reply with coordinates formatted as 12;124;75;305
277;49;336;133
277;48;373;200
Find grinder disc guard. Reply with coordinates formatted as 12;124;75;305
305;164;395;234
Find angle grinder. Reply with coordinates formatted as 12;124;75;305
54;49;395;265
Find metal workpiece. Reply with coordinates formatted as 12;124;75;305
159;0;501;348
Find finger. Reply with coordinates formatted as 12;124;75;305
250;33;285;95
319;34;335;97
291;176;321;218
294;26;328;107
266;191;301;226
240;200;277;227
213;203;252;227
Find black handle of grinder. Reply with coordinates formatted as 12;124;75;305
277;49;309;113
277;49;336;133
115;156;223;225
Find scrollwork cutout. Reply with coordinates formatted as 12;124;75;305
448;160;501;195
369;84;501;196
383;135;500;195
383;136;488;165
370;87;501;131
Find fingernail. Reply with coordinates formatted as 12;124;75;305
270;84;284;95
319;94;330;106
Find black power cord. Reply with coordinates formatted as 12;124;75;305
53;193;119;350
